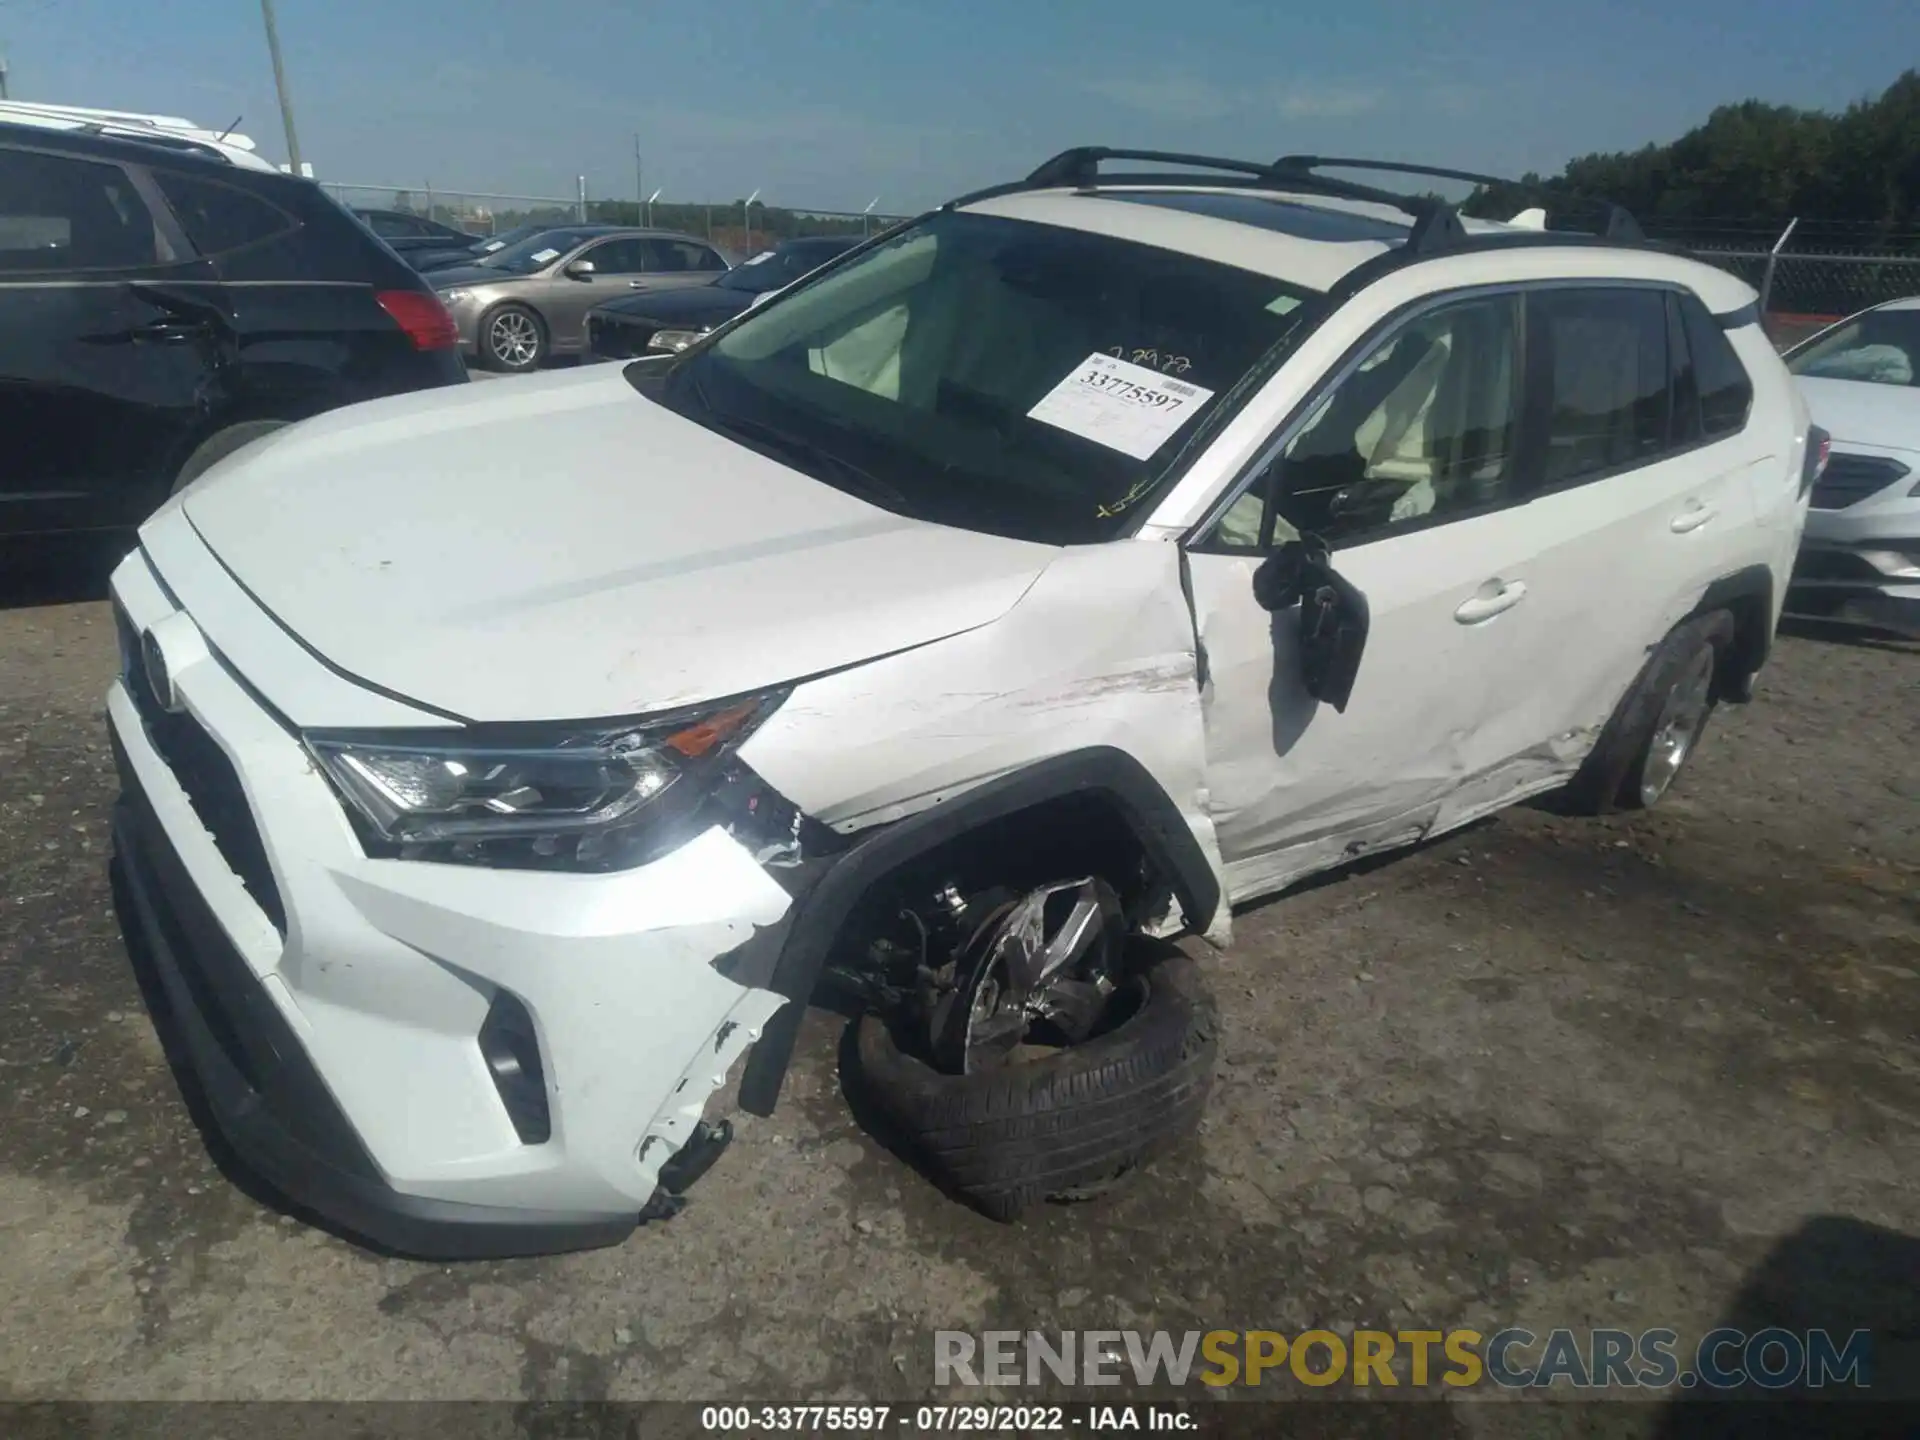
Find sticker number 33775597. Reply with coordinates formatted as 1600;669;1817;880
1027;353;1216;461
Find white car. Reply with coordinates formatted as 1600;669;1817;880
1784;296;1920;633
105;148;1818;1258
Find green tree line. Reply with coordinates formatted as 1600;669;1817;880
1465;69;1920;248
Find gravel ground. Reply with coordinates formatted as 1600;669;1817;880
1;546;1915;1427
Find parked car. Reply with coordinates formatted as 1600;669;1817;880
0;120;465;541
429;226;731;371
587;234;859;359
410;221;555;273
1783;296;1920;633
107;146;1816;1259
351;207;484;269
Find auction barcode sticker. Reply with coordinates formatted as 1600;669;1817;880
1027;353;1215;461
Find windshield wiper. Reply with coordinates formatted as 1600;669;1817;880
690;393;912;512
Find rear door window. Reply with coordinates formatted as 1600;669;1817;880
642;238;725;272
1530;288;1671;487
0;147;158;271
153;171;296;258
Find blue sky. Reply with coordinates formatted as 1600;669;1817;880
1;0;1915;215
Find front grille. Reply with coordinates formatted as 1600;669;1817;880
1810;453;1911;510
115;601;288;934
588;313;654;360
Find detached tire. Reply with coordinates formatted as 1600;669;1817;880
851;942;1218;1221
1564;609;1736;815
170;419;289;495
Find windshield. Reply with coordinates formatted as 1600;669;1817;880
479;227;604;274
1788;309;1920;387
716;242;851;295
473;223;550;258
651;211;1317;545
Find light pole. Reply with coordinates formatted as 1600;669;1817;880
258;0;303;175
633;135;642;225
743;187;760;254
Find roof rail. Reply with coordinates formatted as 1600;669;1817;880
1268;154;1513;191
947;146;1651;261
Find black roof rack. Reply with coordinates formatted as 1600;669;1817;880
947;146;1649;259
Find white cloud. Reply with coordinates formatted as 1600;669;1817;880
1274;85;1385;120
1076;73;1386;125
1077;74;1241;123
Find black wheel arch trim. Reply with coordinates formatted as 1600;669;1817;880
1693;563;1775;702
734;745;1221;1117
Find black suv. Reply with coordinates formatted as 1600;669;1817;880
0;123;467;540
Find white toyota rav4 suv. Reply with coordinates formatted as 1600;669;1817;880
107;149;1821;1258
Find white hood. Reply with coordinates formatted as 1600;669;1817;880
175;368;1059;723
1795;375;1920;450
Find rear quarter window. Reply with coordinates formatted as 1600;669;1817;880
153;171;297;257
1678;292;1753;437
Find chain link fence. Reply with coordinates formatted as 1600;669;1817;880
317;179;909;257
319;183;585;234
320;182;1917;352
1669;220;1920;349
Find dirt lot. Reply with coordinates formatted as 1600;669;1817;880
1;547;1915;1426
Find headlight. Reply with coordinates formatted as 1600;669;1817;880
439;288;473;304
647;327;709;354
305;693;781;871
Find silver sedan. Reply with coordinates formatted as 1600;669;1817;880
430;226;732;372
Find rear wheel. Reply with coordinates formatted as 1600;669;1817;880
1565;610;1735;814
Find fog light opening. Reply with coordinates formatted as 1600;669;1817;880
478;991;551;1144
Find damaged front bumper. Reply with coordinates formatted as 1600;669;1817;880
107;557;799;1260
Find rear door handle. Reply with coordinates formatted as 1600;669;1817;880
1670;503;1717;534
627;280;648;288
1454;579;1528;625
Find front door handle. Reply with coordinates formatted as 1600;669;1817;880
1454;579;1528;625
1670;503;1718;534
627;280;647;288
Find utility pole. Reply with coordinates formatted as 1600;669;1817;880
634;135;642;227
258;0;303;174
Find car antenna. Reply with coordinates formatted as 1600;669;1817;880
215;115;243;143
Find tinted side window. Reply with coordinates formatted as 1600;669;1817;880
1679;293;1754;436
155;172;295;257
642;238;725;272
584;238;647;274
1532;288;1670;486
0;147;157;271
1214;293;1522;548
